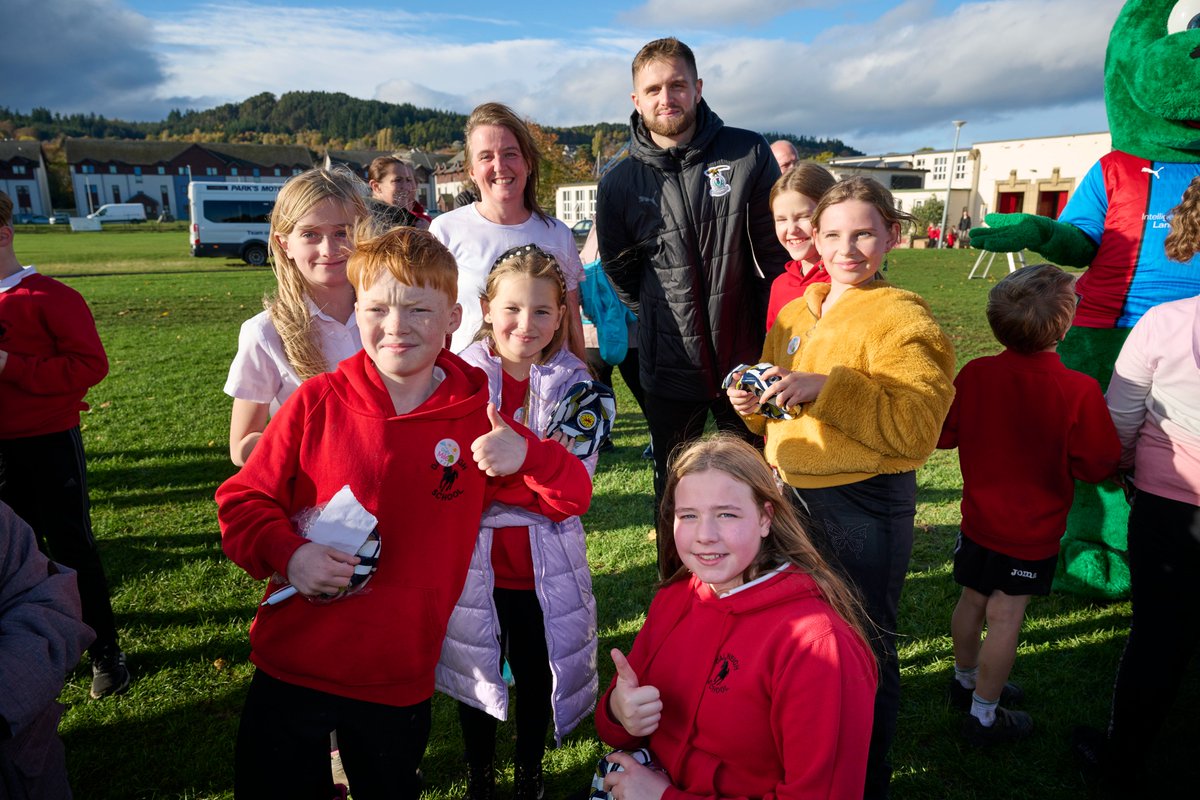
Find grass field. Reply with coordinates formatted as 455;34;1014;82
20;228;1196;798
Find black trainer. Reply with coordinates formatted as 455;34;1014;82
90;646;131;699
513;760;544;800
946;676;1024;711
961;706;1033;746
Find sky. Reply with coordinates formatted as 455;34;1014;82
0;0;1125;155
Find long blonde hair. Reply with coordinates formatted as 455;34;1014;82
267;167;368;380
659;434;874;656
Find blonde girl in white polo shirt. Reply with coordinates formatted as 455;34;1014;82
225;167;369;465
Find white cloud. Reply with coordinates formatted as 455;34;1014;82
0;0;165;117
2;0;1129;152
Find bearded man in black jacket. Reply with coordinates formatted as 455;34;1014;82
597;37;788;564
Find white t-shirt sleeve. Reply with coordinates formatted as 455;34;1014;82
224;311;288;406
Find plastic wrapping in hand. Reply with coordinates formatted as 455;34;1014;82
722;362;796;419
545;380;617;458
589;748;665;799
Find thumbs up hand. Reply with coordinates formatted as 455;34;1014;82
471;402;529;477
609;648;662;737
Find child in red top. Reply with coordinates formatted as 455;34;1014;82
595;435;876;800
938;264;1120;745
765;163;836;330
216;227;592;800
0;190;128;700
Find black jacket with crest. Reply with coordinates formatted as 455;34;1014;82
597;100;786;400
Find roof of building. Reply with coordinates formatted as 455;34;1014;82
63;138;313;167
0;141;45;164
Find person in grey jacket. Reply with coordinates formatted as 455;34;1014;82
596;37;788;555
0;501;94;800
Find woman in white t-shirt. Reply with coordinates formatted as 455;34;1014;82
430;102;585;355
224;167;368;465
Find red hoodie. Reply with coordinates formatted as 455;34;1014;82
596;569;876;800
766;261;829;332
0;270;109;439
217;349;591;707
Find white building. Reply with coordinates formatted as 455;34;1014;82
0;141;53;218
555;182;598;226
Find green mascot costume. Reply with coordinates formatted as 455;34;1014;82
971;0;1200;599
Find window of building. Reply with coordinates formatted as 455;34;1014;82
13;165;27;175
157;166;166;175
112;186;121;203
88;185;99;211
161;188;171;215
253;168;260;177
275;168;282;176
179;167;187;175
134;166;142;176
205;167;218;176
15;186;31;213
80;164;95;174
230;167;239;176
109;165;118;174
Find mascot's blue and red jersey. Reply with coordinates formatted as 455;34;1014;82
1060;152;1200;328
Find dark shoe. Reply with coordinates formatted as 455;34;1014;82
466;762;494;800
946;676;1024;711
90;646;131;699
513;760;544;800
961;706;1033;746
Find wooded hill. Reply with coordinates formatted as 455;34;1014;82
0;91;860;159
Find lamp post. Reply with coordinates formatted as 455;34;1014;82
938;120;966;248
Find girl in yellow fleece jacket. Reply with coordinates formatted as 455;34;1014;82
728;176;955;800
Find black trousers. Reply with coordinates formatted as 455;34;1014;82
1108;488;1200;770
0;427;118;655
234;670;430;800
790;472;917;800
584;347;647;418
458;587;553;769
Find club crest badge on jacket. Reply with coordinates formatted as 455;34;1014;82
706;165;732;197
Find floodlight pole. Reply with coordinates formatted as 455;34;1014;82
938;120;966;248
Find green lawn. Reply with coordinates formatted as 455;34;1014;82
21;229;1196;798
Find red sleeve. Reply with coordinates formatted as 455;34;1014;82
485;414;592;521
1068;380;1121;484
937;368;964;450
216;387;312;581
1;282;108;395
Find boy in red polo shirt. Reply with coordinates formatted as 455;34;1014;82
938;264;1120;745
0;190;129;699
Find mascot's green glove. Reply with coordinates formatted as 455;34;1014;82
969;213;1098;267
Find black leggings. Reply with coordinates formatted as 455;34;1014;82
1108;488;1200;769
458;588;553;769
0;427;119;655
234;670;430;800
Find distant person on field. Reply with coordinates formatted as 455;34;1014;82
0;189;129;701
597;37;787;528
0;501;95;799
225;167;369;466
1073;176;1200;791
770;139;799;173
938;264;1119;746
368;156;429;230
217;227;592;800
766;162;836;329
957;207;972;248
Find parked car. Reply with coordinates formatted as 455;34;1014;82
48;212;71;224
87;203;147;223
12;213;49;224
571;218;593;251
